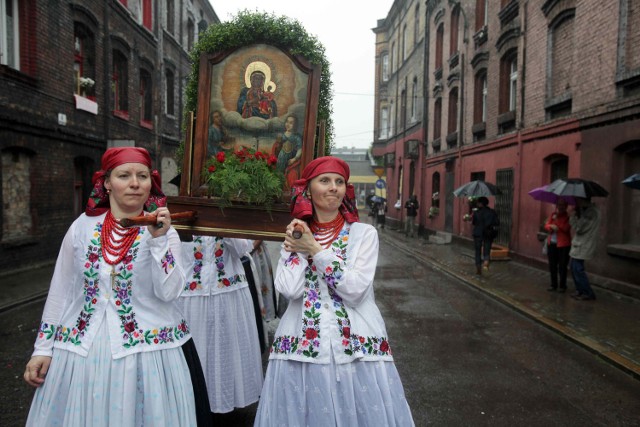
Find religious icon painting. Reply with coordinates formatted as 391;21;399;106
189;44;321;197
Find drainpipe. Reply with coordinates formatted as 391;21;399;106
513;1;528;252
103;1;111;147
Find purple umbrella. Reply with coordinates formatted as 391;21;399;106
528;186;576;205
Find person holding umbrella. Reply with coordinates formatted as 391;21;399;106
543;199;572;292
569;197;601;301
471;196;500;275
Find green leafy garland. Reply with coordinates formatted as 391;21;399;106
176;10;334;168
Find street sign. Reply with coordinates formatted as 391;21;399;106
375;179;386;189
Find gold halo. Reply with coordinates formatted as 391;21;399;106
244;61;276;92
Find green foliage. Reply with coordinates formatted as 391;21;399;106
203;148;284;211
177;11;334;169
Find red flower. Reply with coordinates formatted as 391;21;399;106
78;320;87;331
88;253;99;263
380;340;390;353
359;336;365;343
124;322;136;333
154;338;159;344
342;327;350;339
208;165;216;173
305;328;318;340
216;152;225;163
194;252;203;260
116;300;121;306
267;155;277;166
123;255;133;265
92;298;97;304
222;278;230;287
215;249;223;257
189;281;197;290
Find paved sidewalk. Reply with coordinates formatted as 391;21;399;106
379;229;640;380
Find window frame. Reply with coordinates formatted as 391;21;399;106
0;0;20;70
139;68;153;128
112;50;129;119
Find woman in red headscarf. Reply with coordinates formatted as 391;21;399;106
254;156;415;426
23;147;203;426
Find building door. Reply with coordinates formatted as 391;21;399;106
445;170;454;232
495;168;514;245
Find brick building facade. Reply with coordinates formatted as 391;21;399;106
0;0;218;273
373;0;640;292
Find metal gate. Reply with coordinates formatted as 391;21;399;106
495;168;513;245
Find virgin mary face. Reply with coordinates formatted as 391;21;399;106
250;71;266;89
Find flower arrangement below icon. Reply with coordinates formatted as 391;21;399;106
428;206;440;218
203;148;284;212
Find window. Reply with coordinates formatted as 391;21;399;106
411;78;418;121
475;0;488;31
450;6;460;56
187;18;194;51
382;53;389;81
474;71;487;124
380;106;389;139
414;5;420;46
402;25;407;62
139;69;153;128
0;0;19;69
435;24;444;71
166;0;174;34
112;50;129;118
448;88;458;135
400;89;407;129
391;42;395;73
389;102;395;136
433;98;442;140
141;0;152;30
74;23;95;97
165;68;175;116
499;51;517;113
432;172;440;208
509;57;518;111
548;12;575;99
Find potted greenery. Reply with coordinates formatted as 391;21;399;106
203;148;284;212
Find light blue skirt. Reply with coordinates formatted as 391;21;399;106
254;359;415;427
26;319;196;427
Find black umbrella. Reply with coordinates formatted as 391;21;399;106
453;180;501;197
545;178;609;198
622;173;640;190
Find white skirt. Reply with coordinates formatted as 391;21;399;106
254;359;415;427
177;286;264;413
26;319;196;427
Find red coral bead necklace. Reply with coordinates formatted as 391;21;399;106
101;210;140;265
310;213;345;249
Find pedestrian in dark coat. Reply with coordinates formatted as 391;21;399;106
471;197;499;275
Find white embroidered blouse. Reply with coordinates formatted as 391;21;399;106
180;236;253;296
31;213;189;360
269;222;394;364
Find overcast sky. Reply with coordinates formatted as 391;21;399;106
210;1;393;150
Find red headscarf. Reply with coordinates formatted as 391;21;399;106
290;156;359;223
85;147;166;216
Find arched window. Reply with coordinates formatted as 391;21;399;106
1;148;33;241
450;6;460;55
433;98;442;140
474;70;488;124
112;49;129;117
448;88;459;135
165;68;175;116
435;24;444;70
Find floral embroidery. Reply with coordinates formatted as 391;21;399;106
271;223;391;358
55;225;188;349
37;322;56;341
184;236;204;291
214;237;246;288
284;252;300;267
161;249;176;274
56;224;103;345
